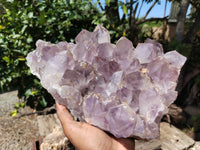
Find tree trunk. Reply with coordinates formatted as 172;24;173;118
175;0;190;42
105;0;120;24
184;10;200;43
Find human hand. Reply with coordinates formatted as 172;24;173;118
56;103;135;150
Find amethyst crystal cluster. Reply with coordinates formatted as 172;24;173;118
26;25;186;139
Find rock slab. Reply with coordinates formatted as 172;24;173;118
136;122;195;150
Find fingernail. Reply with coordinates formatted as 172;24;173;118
56;103;66;110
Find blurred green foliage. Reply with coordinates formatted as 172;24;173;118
0;0;106;110
164;39;192;56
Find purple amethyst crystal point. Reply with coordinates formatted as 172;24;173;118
26;25;187;139
94;25;110;44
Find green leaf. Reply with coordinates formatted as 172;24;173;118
31;90;39;95
3;56;10;63
106;0;111;6
25;89;32;97
33;79;41;85
39;11;46;24
40;97;47;107
12;34;20;39
0;25;5;30
27;36;33;43
28;12;33;18
20;102;25;107
21;25;28;34
18;57;26;61
10;110;18;117
70;0;74;4
15;103;19;109
7;0;14;2
14;59;19;65
123;5;128;15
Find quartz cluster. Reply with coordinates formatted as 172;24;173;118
26;25;186;139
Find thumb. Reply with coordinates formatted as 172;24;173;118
56;103;74;123
56;103;112;150
56;103;84;139
56;103;93;150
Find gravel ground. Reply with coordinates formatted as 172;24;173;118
0;91;39;150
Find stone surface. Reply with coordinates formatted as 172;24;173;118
40;129;69;150
0;91;19;117
37;114;62;137
26;25;187;139
135;122;195;150
38;114;70;150
189;142;200;150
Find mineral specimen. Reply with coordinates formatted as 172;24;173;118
26;25;186;139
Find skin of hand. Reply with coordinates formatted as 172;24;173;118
56;103;135;150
